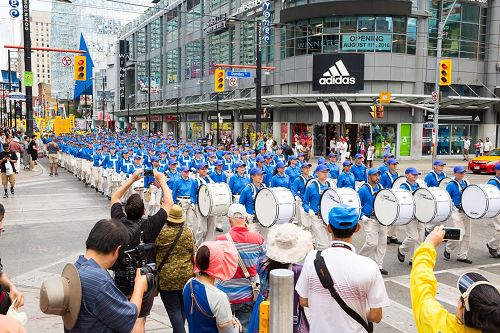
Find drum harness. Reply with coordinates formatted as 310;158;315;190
450;178;469;211
432;171;447;183
386;171;399;184
297;175;312;198
401;180;419;194
363;183;383;218
307;179;334;217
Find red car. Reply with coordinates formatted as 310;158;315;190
468;148;500;173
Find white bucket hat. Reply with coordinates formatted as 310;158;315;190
267;224;313;264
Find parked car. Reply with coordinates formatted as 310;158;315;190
468;148;500;173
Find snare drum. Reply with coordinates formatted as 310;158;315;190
198;183;232;217
255;187;296;228
374;189;415;226
439;177;453;189
320;188;361;225
461;184;500;219
413;187;452;224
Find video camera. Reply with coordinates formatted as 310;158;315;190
114;242;157;296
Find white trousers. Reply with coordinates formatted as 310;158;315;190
487;215;500;255
399;219;424;261
75;158;83;179
387;225;399;239
90;167;101;188
446;208;471;260
146;186;162;217
359;218;388;269
195;206;216;247
178;198;195;230
248;216;269;242
15;152;20;172
307;215;331;251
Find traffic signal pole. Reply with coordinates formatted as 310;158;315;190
22;0;34;136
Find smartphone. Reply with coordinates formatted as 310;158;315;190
144;169;154;177
443;227;463;241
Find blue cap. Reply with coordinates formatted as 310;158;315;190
224;151;231;155
180;166;189;172
276;162;285;169
245;144;250;147
122;149;129;154
300;162;312;169
368;168;381;176
194;149;201;154
355;153;363;159
454;166;466;173
241;151;248;156
233;147;239;151
288;155;297;161
387;158;399;165
328;204;359;229
249;150;256;154
250;167;266;176
264;153;272;159
405;167;421;175
170;152;178;157
256;156;265;163
343;161;353;167
215;160;224;166
298;153;304;157
234;161;246;169
318;157;326;165
315;164;330;173
496;164;500;171
134;154;143;160
197;163;208;170
328;152;337;158
159;149;166;153
383;153;394;159
109;146;116;150
208;152;215;158
168;158;177;165
150;156;159;162
434;160;446;166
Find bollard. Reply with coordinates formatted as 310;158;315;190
269;269;294;333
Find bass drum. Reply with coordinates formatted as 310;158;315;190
416;179;428;189
413;187;452;224
461;184;500;219
439;177;453;189
392;176;407;189
355;181;365;191
374;189;415;226
320;188;361;225
198;183;232;217
255;187;296;228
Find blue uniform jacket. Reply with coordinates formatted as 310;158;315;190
302;180;330;214
270;173;291;189
380;171;399;189
190;176;214;204
337;171;355;190
172;177;193;204
285;165;301;183
229;174;250;194
378;162;389;174
358;183;383;218
400;181;420;193
351;163;367;182
239;183;265;215
326;162;340;179
210;171;227;183
446;178;468;208
291;175;312;200
424;171;446;188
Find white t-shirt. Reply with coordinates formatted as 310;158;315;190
484;141;493;152
367;146;375;160
296;242;390;333
463;139;470;150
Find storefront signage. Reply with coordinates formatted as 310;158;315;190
118;40;129;110
341;34;392;52
312;54;364;92
8;0;20;18
133;116;147;122
186;114;202;122
204;14;228;34
399;124;412;157
230;0;263;18
164;115;179;122
423;122;434;129
150;115;162;122
458;0;488;7
262;0;271;44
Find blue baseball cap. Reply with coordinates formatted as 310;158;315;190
495;164;500;171
367;168;381;176
109;146;116;150
301;162;312;169
434;160;446;166
197;163;208;170
215;160;224;166
298;153;304;157
315;164;330;173
241;151;248;156
343;161;353;167
405;167;421;175
255;156;265;163
134;155;142;160
328;204;359;229
288;155;297;161
453;166;466;173
328;152;337;158
150;156;159;162
180;166;189;172
276;162;285;169
355;153;363;159
249;167;266;176
383;153;394;159
234;161;246;169
249;150;256;154
318;157;326;165
264;153;273;159
224;151;231;155
387;158;399;165
168;158;177;165
207;152;215;158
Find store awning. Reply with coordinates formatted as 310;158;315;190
117;93;500;116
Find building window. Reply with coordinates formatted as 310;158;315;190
150;56;161;94
210;0;228;9
185;40;203;80
137;27;146;56
209;29;233;73
165;8;179;43
186;0;203;34
166;48;180;83
150;19;161;51
240;21;256;66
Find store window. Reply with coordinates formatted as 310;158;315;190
186;0;203;34
291;124;313;148
150;56;161;94
150;19;161;51
166;8;179;43
185;40;203;80
371;124;397;158
136;62;146;94
166;48;180;83
188;123;204;140
242;123;273;146
422;124;478;156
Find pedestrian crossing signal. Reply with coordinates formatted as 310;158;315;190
74;56;87;81
439;59;452;86
370;105;384;119
214;69;225;93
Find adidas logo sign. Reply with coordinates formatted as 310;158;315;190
319;60;356;85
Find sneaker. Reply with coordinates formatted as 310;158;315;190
444;248;451;261
389;237;403;245
409;261;412;267
49;173;53;176
3;193;8;198
486;243;500;258
397;248;405;263
216;227;224;233
379;268;388;275
457;258;473;264
10;188;14;195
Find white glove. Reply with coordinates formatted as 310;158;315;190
190;204;196;210
247;214;254;223
294;196;300;201
308;210;315;217
361;215;370;222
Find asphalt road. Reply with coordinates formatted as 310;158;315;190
1;158;499;332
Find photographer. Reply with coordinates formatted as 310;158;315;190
68;219;149;333
111;168;173;331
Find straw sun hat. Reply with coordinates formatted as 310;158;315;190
267;224;313;264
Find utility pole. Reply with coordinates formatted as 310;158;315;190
432;0;457;165
7;50;13;129
255;20;262;142
176;94;180;141
147;59;152;137
216;93;220;145
102;75;106;128
22;0;34;136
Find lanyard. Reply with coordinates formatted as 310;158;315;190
330;242;353;251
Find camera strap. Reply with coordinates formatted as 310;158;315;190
157;227;184;273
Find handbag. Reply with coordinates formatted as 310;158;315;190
313;251;373;333
155;227;184;295
225;233;260;301
4;160;13;176
0;284;11;315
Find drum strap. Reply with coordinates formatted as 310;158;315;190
386;171;399;182
432;171;446;182
452;179;468;192
491;177;500;187
364;183;383;196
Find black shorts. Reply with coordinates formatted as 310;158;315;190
139;287;155;318
30;153;38;161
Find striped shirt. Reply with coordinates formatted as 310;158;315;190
216;227;266;304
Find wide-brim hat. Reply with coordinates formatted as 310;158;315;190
167;204;184;224
267;224;313;264
40;264;82;330
194;241;238;281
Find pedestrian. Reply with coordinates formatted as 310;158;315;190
47;134;60;176
411;225;500;333
0;144;18;198
296;205;390;333
474;139;483;157
248;223;313;333
366;141;375;168
484;137;493;155
28;135;38;171
156;204;195;333
22;136;30;170
183;241;242;333
383;140;392;156
463;136;471;161
7;137;22;174
329;137;336;154
217;204;265;333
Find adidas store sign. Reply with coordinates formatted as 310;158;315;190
313;54;364;92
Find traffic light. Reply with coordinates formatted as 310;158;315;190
214;69;225;93
376;105;384;118
370;105;377;119
439;59;452;86
74;56;87;81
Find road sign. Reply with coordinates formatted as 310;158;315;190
379;91;391;104
423;122;434;129
61;56;72;67
431;91;439;102
8;92;26;100
24;71;33;87
226;71;251;78
229;77;238;87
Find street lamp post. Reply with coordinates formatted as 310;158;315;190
147;59;151;137
22;0;34;136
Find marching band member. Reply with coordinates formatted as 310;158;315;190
145;156;162;216
444;166;472;264
270;162;291;189
239;167;267;237
351;153;367;186
120;149;134;175
378;153;394;174
326;152;340;179
172;165;194;227
274;146;286;165
210;160;229;233
90;145;104;191
247;150;256;169
358;168;388;275
178;147;193;169
158;149;169;169
143;146;157;169
191;149;206;170
291;161;312;227
397;167;424;266
165;159;179;189
216;143;225;159
75;142;84;180
191;163;216;246
222;151;234;174
486;163;500;258
262;154;275;187
228;161;249;199
302;164;332;250
232;147;241;163
424;160;447;187
206;152;217;173
285;155;301;183
337;160;355;190
82;142;94;186
379;158;402;245
101;146;121;199
240;151;250;174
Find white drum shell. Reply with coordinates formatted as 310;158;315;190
320;188;361;225
392;176;406;189
374;189;415;226
461;184;500;219
198;183;232;217
439;177;453;189
255;187;296;228
413;187;452;224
